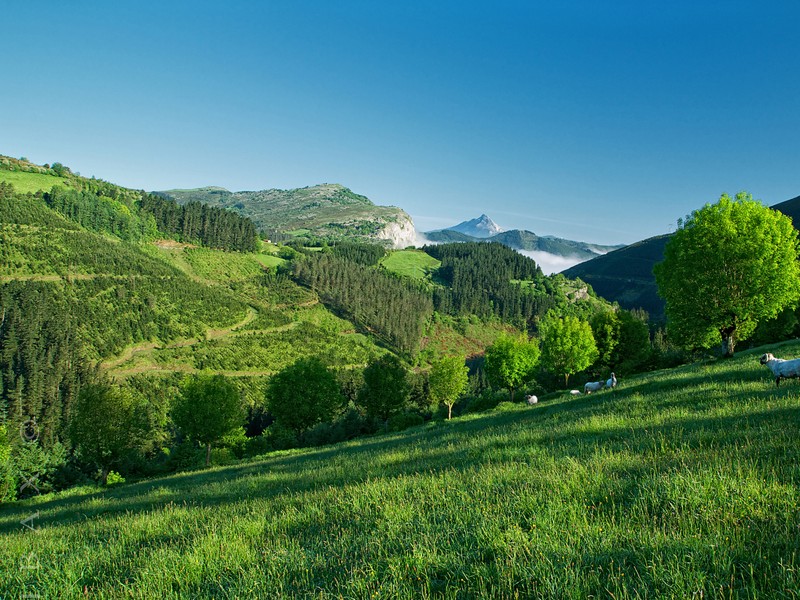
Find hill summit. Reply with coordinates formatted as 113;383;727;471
446;214;503;238
157;184;416;248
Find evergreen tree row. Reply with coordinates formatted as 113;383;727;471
292;252;433;356
141;194;258;252
424;242;559;326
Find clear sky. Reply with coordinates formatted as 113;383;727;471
3;1;799;245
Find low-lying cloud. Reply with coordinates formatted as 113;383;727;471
515;250;589;275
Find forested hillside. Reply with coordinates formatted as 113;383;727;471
0;154;683;502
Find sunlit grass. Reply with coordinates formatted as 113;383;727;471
2;342;800;598
0;170;69;194
381;249;441;281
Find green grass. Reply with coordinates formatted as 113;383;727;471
254;253;285;268
381;249;441;281
0;169;70;194
3;342;800;597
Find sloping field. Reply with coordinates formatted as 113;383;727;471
2;343;800;598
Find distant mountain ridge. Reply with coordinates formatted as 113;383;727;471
157;183;416;248
426;217;624;261
447;214;503;238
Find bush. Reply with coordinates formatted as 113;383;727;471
164;440;205;473
464;389;507;414
105;470;126;486
387;412;424;432
220;427;249;459
243;434;273;458
262;424;299;451
303;422;347;447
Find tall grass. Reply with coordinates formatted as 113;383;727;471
2;343;799;598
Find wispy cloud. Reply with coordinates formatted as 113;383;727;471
515;250;588;275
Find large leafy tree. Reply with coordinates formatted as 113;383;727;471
429;356;469;420
654;192;800;357
266;357;344;433
358;354;410;421
69;383;153;484
172;373;244;466
540;313;598;386
483;334;540;401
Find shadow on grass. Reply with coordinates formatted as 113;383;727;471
2;384;797;537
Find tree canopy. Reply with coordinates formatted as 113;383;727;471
428;356;469;419
358;354;410;421
172;373;244;466
68;382;153;484
540;313;598;386
654;192;800;356
266;357;345;433
483;334;540;401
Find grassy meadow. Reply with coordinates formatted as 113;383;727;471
0;169;69;194
3;341;800;598
381;249;442;282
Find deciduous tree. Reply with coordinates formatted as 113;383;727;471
358;354;410;421
429;356;469;419
69;382;152;484
483;334;540;401
540;313;598;386
267;357;344;433
172;373;244;467
654;193;800;357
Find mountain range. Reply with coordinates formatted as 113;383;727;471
425;215;624;265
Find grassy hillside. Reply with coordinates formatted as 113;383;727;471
0;169;70;194
2;341;799;597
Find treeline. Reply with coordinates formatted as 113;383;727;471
44;186;157;242
425;242;560;326
292;252;433;356
142;195;258;252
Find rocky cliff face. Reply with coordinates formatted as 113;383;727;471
375;213;417;248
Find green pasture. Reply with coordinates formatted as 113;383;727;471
2;341;800;598
381;249;441;281
0;170;69;194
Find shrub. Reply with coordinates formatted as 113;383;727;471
464;389;506;414
303;422;347;447
387;412;424;432
105;471;126;486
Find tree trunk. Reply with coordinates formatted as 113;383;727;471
447;403;453;420
101;467;109;486
720;325;736;358
205;443;212;467
564;373;569;387
510;387;515;402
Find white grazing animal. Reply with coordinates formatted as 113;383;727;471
526;394;538;405
584;381;605;394
606;373;617;389
760;352;800;387
569;390;581;396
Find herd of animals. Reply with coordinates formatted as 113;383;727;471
523;353;799;407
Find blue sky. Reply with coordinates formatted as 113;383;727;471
3;1;799;245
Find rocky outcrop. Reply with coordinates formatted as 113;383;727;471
375;212;417;248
